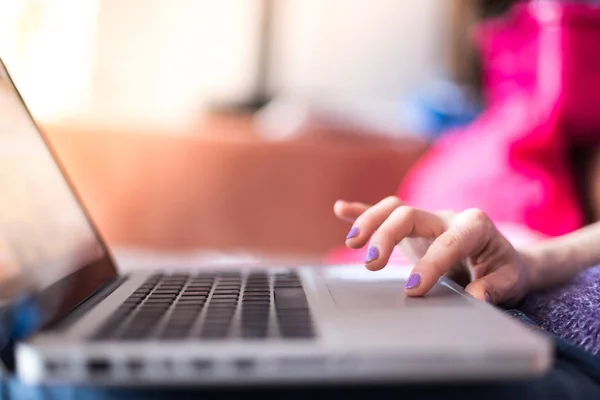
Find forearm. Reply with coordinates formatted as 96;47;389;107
520;222;600;291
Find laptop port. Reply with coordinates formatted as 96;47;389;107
191;359;213;371
234;358;254;371
126;359;144;374
45;359;65;374
87;359;111;375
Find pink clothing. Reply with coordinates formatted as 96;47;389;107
399;94;582;238
400;1;600;238
476;2;600;144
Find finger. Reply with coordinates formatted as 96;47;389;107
405;208;492;296
364;206;446;271
465;267;520;306
333;200;370;223
345;196;404;249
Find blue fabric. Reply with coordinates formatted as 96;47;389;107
3;310;600;400
399;78;481;140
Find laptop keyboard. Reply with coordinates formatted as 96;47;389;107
91;271;315;341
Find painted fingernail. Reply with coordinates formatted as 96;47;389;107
346;226;359;239
365;246;379;263
405;274;421;290
485;292;492;303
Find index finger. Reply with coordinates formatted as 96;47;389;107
404;209;492;296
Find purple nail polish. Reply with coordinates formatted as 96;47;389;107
346;226;359;239
365;246;379;263
485;292;492;303
405;274;421;290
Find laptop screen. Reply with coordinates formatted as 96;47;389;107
0;60;116;340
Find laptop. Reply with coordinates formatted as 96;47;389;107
0;58;551;386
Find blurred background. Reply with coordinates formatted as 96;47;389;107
0;0;501;128
0;0;558;267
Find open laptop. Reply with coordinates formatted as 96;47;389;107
0;58;551;386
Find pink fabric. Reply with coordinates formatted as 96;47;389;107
398;94;583;238
398;1;600;237
476;1;600;142
558;4;600;144
474;3;540;104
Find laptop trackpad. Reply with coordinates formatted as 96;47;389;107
326;281;467;309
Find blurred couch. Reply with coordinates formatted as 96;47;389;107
43;113;427;261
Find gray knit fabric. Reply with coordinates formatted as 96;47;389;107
519;265;600;355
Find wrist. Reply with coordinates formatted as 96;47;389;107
517;246;547;292
516;240;582;292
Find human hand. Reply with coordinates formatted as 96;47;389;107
334;197;533;306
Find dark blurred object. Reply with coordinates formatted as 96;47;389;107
480;0;520;18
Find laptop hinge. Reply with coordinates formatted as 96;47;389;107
44;276;129;333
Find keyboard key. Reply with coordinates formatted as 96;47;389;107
274;282;302;289
242;300;270;307
211;294;239;300
242;312;270;321
187;283;213;288
176;296;206;302
242;322;269;331
243;293;270;299
241;326;268;338
165;321;195;330
152;292;181;297
211;290;239;296
206;306;235;314
182;289;210;294
207;305;237;312
124;298;144;305
205;315;234;323
245;289;269;294
173;308;203;316
176;301;206;307
246;280;269;285
274;288;308;310
137;305;167;312
153;289;181;294
215;286;241;291
209;296;238;302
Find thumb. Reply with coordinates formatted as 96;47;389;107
464;268;516;305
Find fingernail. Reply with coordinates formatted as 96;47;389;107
405;274;421;290
365;246;379;263
485;292;492;303
346;226;359;240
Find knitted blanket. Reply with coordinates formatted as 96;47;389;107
520;265;600;355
